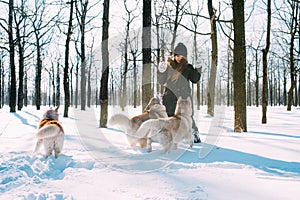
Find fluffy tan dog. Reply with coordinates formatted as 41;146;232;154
108;97;168;147
34;107;64;158
134;96;193;153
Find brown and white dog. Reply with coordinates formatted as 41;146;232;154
107;97;168;147
34;107;64;158
134;96;193;153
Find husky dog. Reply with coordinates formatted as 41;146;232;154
34;107;64;158
107;97;168;147
134;96;193;153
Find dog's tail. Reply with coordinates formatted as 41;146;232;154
107;114;132;132
37;126;62;139
133;119;155;139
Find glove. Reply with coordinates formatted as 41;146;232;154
195;65;202;73
195;60;202;73
158;61;168;73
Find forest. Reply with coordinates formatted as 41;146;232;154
0;0;299;132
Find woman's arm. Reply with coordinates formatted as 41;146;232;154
157;62;168;85
188;64;201;83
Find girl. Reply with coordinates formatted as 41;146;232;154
157;43;201;143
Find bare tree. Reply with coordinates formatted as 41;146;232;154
170;0;182;51
14;0;29;111
261;0;271;124
23;66;29;107
7;0;16;112
274;0;299;111
227;24;233;107
51;61;55;107
0;52;3;108
99;0;110;127
74;55;79;108
56;60;61;107
142;0;152;110
153;0;167;95
63;0;74;117
286;1;299;111
70;59;74;107
207;0;218;116
248;33;263;107
87;36;94;108
232;0;247;132
186;0;203;110
75;0;89;110
29;0;57;110
75;0;99;110
129;38;140;108
120;0;139;110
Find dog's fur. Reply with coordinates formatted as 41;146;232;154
34;107;64;158
107;97;168;147
134;96;193;153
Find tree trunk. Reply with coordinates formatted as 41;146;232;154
142;0;152;110
24;70;28;107
35;40;42;110
48;71;51;107
9;0;16;112
283;67;287;106
287;1;298;111
193;26;201;110
121;51;128;111
87;61;91;107
262;45;268;124
75;61;79;108
277;65;281;105
255;50;259;107
247;63;251;106
133;54;138;108
261;0;271;124
51;63;55;107
270;70;273;106
16;20;24;111
70;65;74;107
80;30;86;110
0;58;2;108
63;0;74;117
56;62;60;107
232;0;247;132
227;47;231;107
1;66;4;107
298;76;300;106
78;1;88;111
170;0;180;52
99;0;110;128
207;0;218;116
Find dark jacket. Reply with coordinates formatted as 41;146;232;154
157;57;200;116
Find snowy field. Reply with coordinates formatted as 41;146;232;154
0;105;299;200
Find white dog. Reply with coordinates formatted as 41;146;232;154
34;107;64;158
134;96;193;153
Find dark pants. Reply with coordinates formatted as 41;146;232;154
162;92;199;131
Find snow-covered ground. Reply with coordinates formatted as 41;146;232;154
0;105;299;200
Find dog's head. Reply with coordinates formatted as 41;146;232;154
144;97;161;111
174;96;192;117
43;106;59;120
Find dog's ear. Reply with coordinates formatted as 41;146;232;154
144;97;159;111
178;96;182;103
144;98;152;111
55;106;59;112
186;96;191;105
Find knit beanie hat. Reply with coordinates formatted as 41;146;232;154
174;43;187;57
